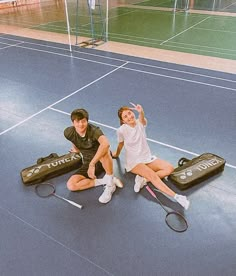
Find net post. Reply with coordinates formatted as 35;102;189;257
173;0;177;12
105;0;108;42
173;0;189;12
64;0;72;52
185;0;190;11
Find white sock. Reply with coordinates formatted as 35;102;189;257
103;174;113;186
94;178;106;187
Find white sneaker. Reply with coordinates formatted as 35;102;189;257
113;176;123;188
134;175;147;193
174;194;190;210
99;184;116;204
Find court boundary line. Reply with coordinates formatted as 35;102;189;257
103;31;236;57
105;32;236;55
0;204;113;276
49;107;236;170
0;41;24;49
0;61;128;136
195;27;236;35
162;43;236;58
161;17;211;45
107;34;236;58
1;36;236;92
127;61;236;83
167;40;236;53
124;66;236;92
1;34;236;85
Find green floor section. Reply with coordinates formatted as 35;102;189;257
33;6;236;60
1;0;235;60
134;0;236;12
134;0;174;8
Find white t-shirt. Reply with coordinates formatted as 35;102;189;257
117;120;156;171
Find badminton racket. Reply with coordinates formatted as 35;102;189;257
35;183;83;209
146;185;188;232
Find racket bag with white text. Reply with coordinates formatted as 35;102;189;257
168;153;226;190
21;152;82;186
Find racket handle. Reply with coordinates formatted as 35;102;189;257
66;199;83;209
54;194;83;209
146;185;157;199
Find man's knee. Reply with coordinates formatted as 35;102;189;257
100;151;113;170
67;180;78;191
100;150;112;162
67;176;83;191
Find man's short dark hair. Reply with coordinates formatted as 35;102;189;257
71;108;89;122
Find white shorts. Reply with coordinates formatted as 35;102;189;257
126;155;158;172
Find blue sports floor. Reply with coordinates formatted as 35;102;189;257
0;34;236;275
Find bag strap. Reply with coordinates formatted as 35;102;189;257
37;153;59;164
178;157;190;167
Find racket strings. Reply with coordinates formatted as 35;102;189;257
146;185;188;232
165;212;188;232
35;183;55;197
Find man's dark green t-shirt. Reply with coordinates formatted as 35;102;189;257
64;123;104;156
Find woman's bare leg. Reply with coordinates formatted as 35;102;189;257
131;163;175;197
147;159;174;179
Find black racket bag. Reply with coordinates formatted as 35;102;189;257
168;153;226;190
21;152;82;186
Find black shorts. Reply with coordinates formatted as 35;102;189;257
73;151;105;178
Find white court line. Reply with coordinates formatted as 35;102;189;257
125;66;236;92
160;17;211;45
0;35;75;52
8;36;236;84
105;9;137;21
129;61;236;84
6;43;120;68
0;205;113;276
1;39;236;92
167;40;236;53
49;107;118;131
71;48;236;84
72;47;236;84
0;35;235;86
108;32;236;57
0;41;25;49
49;107;236;170
194;27;236;35
109;34;236;58
109;31;163;42
0;61;128;136
162;42;236;58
